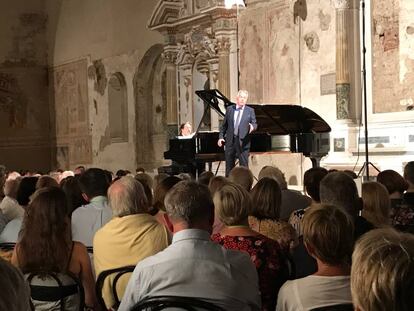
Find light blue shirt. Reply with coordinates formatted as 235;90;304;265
119;229;261;311
71;196;112;247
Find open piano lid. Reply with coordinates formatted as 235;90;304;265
195;89;331;135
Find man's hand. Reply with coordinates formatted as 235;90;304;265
249;123;255;134
218;139;225;147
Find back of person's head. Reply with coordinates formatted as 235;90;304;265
134;172;154;191
404;161;414;185
303;204;354;266
362;182;391;227
74;165;85;175
320;171;359;217
78;168;109;199
250;177;281;220
165;181;214;227
108;176;148;217
343;170;357;179
153;176;182;212
351;228;414;311
16;176;39;206
3;176;22;199
177;173;193;181
304;167;328;202
115;169;127;178
58;170;74;183
0;258;32;311
228;166;254;191
60;175;87;215
154;173;168;189
377;169;408;195
208;176;229;196
36;175;59;189
214;182;251;226
19;187;70;273
198;171;215;186
258;165;288;190
136;167;145;174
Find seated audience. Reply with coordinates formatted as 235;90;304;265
361;181;391;228
376;169;408;200
249;177;297;253
258;166;311;221
198;171;215;186
16;176;38;208
393;161;414;231
0;258;32;310
58;170;75;184
119;181;261;311
11;187;97;309
60;175;87;215
208;176;230;234
134;172;154;191
74;165;85;175
71;168;112;249
36;175;59;189
277;204;354;310
351;228;414;311
94;177;170;308
228;166;254;192
212;182;286;311
152;176;181;227
289;167;328;236
320;171;373;239
0;175;23;222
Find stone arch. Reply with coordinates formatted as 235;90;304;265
133;44;167;170
108;72;128;142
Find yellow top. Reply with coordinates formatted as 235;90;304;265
93;213;170;308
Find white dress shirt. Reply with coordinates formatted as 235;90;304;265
119;229;261;311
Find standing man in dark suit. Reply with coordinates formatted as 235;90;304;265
218;90;257;177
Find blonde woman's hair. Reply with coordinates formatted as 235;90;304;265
258;166;287;190
351;228;414;311
303;204;354;265
213;182;251;226
361;181;391;227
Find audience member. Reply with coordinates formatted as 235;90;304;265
277;204;354;310
0;258;32;311
228;166;254;191
71;168;111;249
249;177;297;253
119;181;261;311
393;162;414;231
208;176;230;234
36;175;59;189
361;182;391;228
136;167;145;174
153;173;168;189
198;171;214;186
258;166;311;221
0;176;23;222
152;176;182;228
320;171;373;239
74;165;86;175
58;170;75;183
16;176;38;207
176;172;192;181
351;228;414;311
134;172;154;192
289;167;328;236
0;165;6;201
94;177;170;308
60;175;88;215
12;187;97;309
212;182;286;311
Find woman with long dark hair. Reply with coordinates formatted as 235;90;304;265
11;187;97;309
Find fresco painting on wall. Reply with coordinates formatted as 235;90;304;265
51;59;92;166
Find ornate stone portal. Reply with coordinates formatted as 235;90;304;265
148;0;238;131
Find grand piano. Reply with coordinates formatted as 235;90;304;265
162;89;331;176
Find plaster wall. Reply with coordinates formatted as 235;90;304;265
0;0;50;172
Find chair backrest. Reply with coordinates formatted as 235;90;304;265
25;271;85;311
132;296;225;311
310;304;354;311
95;265;136;310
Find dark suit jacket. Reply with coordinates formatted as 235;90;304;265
219;105;257;147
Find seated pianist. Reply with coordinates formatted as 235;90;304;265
178;122;195;139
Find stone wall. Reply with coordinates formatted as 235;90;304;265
0;0;51;172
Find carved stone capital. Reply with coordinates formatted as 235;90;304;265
333;0;356;10
216;37;231;55
162;50;178;64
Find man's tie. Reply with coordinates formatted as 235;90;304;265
234;108;242;136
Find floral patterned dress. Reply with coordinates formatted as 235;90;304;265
211;233;287;311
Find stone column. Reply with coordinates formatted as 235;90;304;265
208;58;220;130
334;0;361;121
162;46;179;137
217;36;231;98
